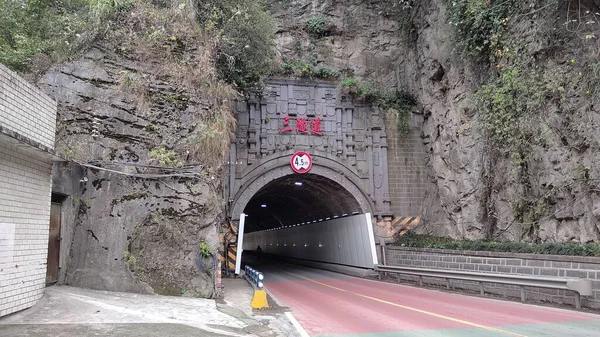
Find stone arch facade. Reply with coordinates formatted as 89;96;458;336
229;153;374;221
226;78;394;222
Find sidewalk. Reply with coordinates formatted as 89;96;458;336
0;279;299;337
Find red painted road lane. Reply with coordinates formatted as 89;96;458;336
266;278;467;336
319;277;593;327
264;268;600;336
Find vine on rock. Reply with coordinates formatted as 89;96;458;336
339;77;416;137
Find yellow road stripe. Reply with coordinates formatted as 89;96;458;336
289;272;527;337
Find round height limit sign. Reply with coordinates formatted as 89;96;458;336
290;151;312;174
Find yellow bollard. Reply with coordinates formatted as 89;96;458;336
251;289;269;309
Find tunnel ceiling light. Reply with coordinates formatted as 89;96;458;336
261;204;267;208
319;243;323;248
333;215;339;218
319;218;323;221
352;211;359;214
342;213;348;216
294;182;303;186
326;217;331;220
312;220;317;223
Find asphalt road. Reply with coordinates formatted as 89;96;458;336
255;260;600;337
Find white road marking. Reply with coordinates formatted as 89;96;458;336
285;311;311;337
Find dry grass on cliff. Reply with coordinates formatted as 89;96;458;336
110;0;238;170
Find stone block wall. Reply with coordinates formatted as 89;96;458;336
385;113;427;217
0;64;56;149
0;64;56;317
385;246;600;309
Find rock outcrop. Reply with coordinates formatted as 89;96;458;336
40;1;235;295
42;48;222;296
270;0;600;242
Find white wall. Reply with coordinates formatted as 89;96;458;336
243;213;378;268
0;142;53;317
0;63;56;317
0;64;56;150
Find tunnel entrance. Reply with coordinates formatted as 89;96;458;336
233;169;378;273
242;173;363;233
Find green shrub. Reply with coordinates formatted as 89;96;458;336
314;66;340;79
339;77;378;101
276;58;340;79
199;0;276;88
339;77;416;137
379;90;417;137
472;63;562;165
199;241;212;258
444;0;521;61
339;77;359;88
306;14;327;36
148;146;183;167
0;0;131;72
396;234;600;257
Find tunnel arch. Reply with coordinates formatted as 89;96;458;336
229;154;374;230
242;173;365;232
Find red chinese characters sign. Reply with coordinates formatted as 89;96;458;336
279;115;323;135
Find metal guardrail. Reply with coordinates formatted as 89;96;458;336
374;264;593;309
244;265;269;309
244;265;265;289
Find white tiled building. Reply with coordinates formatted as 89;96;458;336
0;64;58;317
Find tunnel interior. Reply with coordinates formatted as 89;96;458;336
242;173;363;233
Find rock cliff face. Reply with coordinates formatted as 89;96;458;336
42;48;222;296
40;2;232;296
270;0;600;242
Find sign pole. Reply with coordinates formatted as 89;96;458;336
235;214;246;275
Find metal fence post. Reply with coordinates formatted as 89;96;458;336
380;238;387;266
520;286;526;302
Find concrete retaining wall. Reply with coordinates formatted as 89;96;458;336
385;246;600;308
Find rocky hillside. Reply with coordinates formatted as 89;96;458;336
3;0;599;297
28;0;273;296
269;0;600;243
